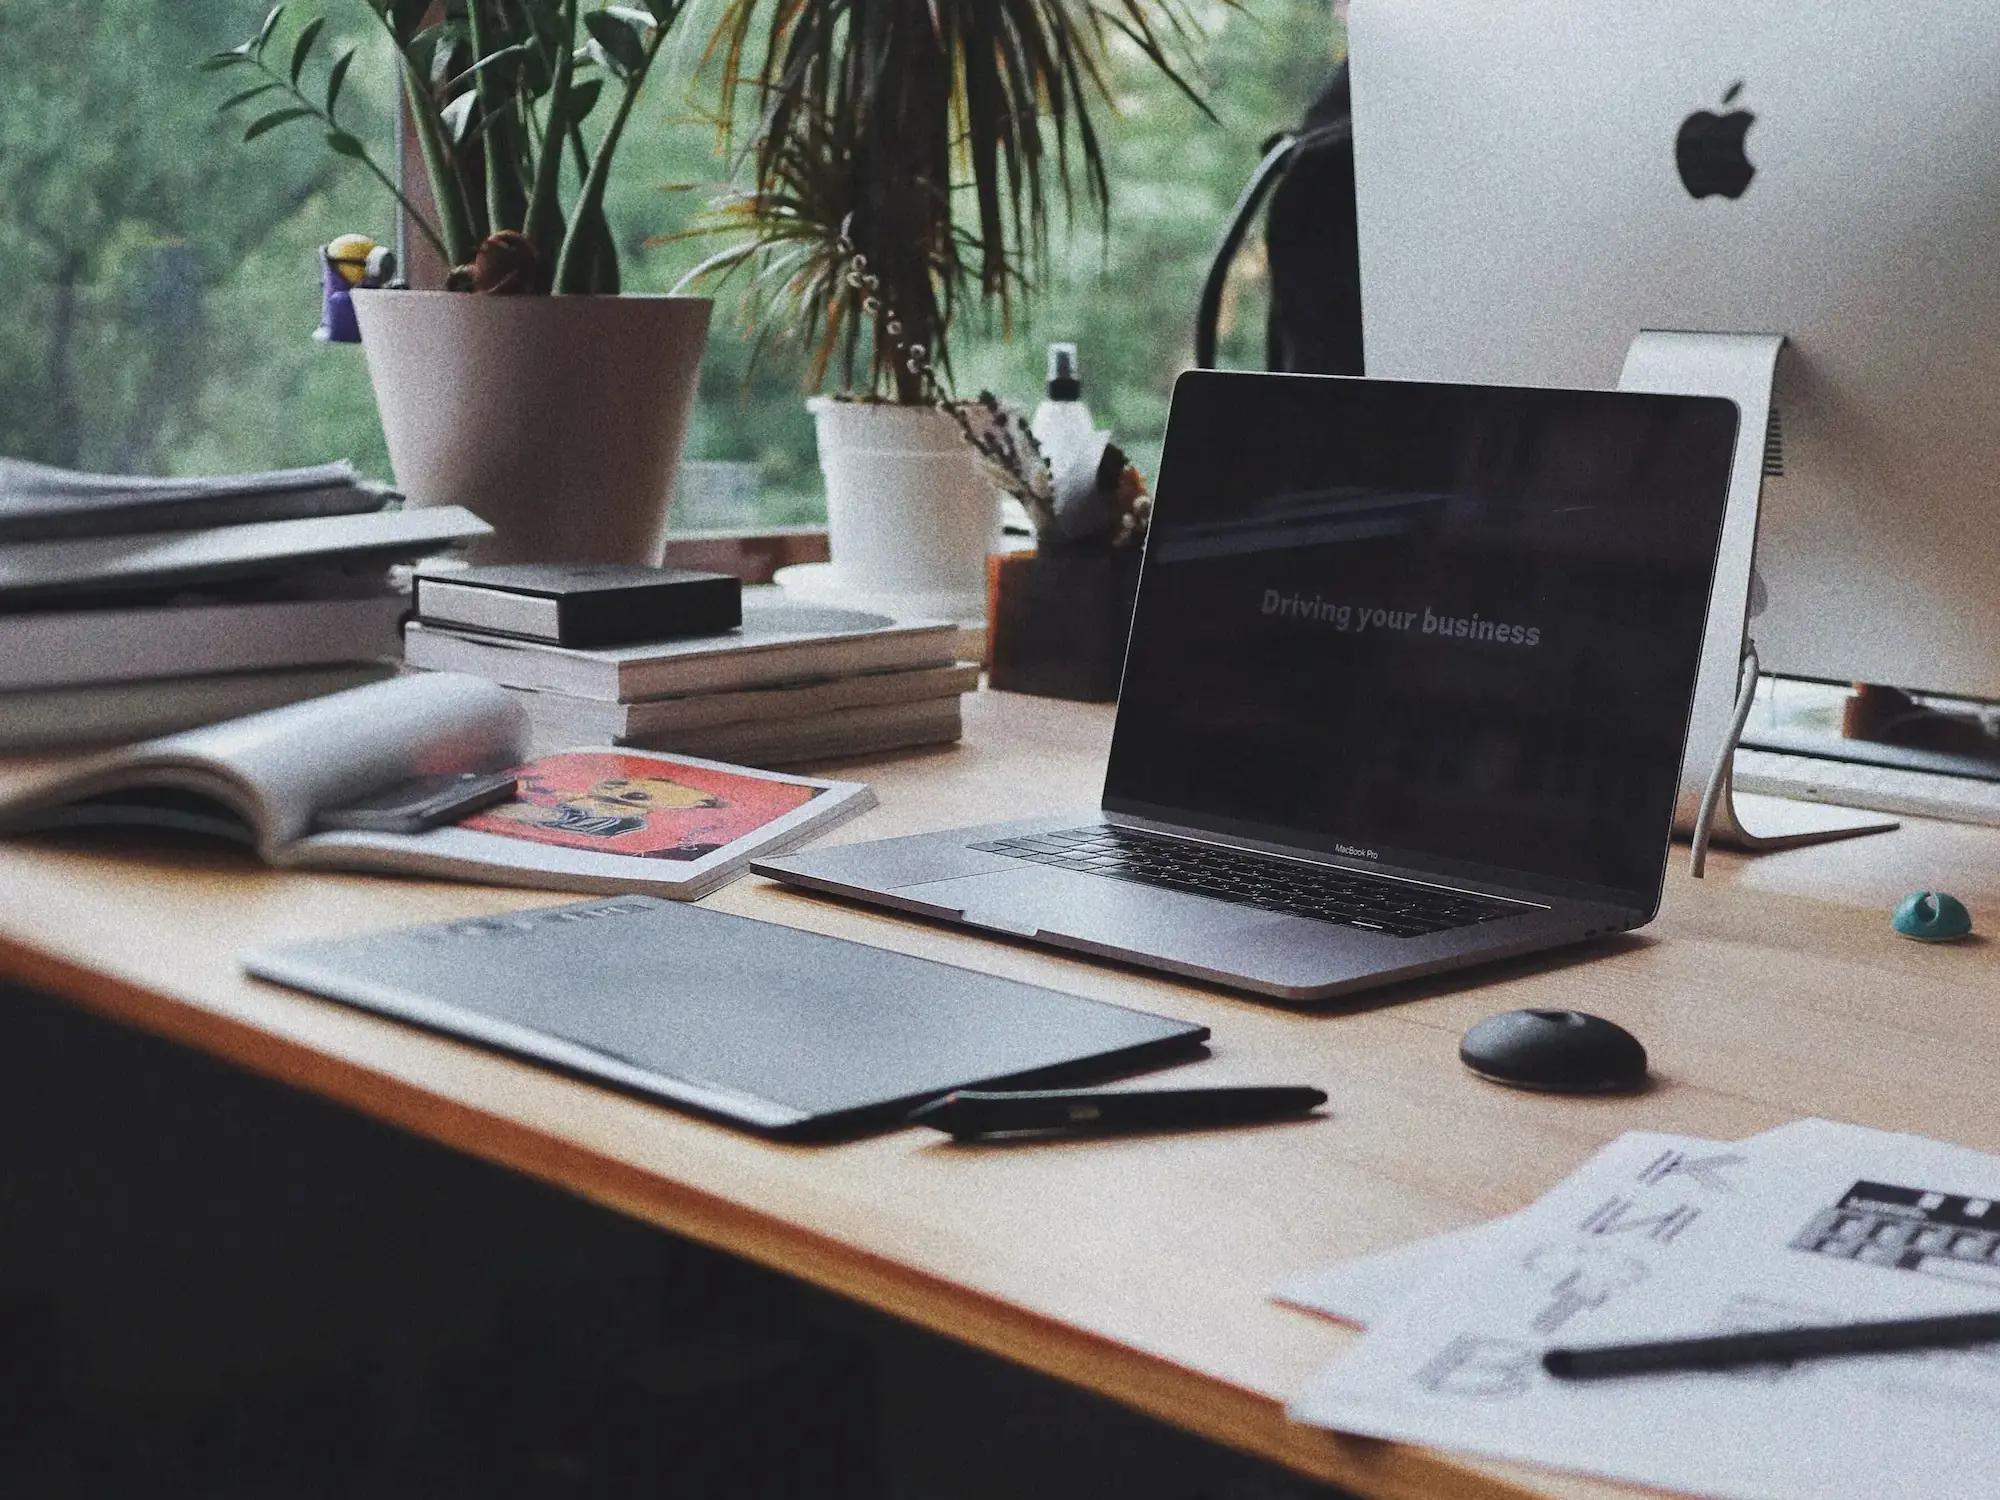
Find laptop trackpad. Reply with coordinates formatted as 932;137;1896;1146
905;865;1269;946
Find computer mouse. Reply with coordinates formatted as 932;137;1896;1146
1459;1009;1649;1094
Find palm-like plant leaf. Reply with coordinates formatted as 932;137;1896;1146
696;0;1220;400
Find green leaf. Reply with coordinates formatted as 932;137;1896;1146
325;128;367;158
198;53;252;72
643;0;679;20
602;5;658;30
242;106;314;142
325;46;357;116
406;22;452;83
463;95;522;145
289;16;325;85
421;24;471;87
439;91;479;143
517;43;554;95
254;4;286;54
582;10;643;76
217;81;281;112
564;76;604;126
388;0;430;43
441;41;530;94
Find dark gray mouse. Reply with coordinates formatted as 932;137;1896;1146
1459;1009;1648;1093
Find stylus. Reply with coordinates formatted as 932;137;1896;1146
1543;1307;2000;1380
907;1085;1328;1140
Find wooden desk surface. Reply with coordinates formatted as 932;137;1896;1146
4;688;1998;1500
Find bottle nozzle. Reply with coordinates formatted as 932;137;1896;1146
1045;342;1081;400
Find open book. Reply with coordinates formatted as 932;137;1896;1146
0;674;875;900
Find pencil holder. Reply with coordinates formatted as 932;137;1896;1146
986;549;1141;702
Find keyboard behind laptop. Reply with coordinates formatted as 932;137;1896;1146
1733;746;2000;829
968;824;1521;938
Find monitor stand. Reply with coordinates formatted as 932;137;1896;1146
1616;330;1897;874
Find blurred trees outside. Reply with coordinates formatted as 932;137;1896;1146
0;0;1342;526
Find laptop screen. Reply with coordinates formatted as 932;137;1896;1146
1103;373;1737;904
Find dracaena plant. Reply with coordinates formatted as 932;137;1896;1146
203;0;682;293
685;0;1218;403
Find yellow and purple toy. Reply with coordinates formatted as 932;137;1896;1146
316;233;398;343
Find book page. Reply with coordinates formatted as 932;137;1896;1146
0;674;527;851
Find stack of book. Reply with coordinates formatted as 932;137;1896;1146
0;459;487;751
403;574;978;765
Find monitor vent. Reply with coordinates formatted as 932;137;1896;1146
1762;406;1786;478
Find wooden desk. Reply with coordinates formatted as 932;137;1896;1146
3;687;1997;1500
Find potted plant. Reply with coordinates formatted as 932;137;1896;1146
205;0;709;564
682;0;1217;616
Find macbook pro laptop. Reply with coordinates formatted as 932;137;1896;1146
756;372;1739;1001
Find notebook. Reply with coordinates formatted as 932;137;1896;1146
242;895;1209;1138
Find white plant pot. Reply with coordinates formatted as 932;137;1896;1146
809;398;1001;613
352;291;711;566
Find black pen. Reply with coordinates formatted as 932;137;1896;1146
1544;1307;2000;1381
907;1085;1328;1140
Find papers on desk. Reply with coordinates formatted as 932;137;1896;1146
1281;1120;2000;1500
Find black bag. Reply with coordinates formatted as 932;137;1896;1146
1195;63;1362;376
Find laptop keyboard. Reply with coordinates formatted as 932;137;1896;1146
968;825;1524;938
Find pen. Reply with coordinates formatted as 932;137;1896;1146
1543;1306;2000;1380
907;1085;1328;1140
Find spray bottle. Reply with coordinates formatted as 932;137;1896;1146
1029;343;1096;476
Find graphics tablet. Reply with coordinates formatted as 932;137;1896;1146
243;895;1208;1138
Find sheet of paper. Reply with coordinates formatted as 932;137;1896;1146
1292;1120;2000;1500
1276;1220;1509;1327
1274;1123;1808;1328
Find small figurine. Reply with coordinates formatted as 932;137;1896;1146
315;232;398;343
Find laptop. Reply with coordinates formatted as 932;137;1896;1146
756;372;1739;1002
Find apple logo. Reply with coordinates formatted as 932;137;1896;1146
1676;82;1756;200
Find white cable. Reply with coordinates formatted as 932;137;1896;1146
1690;641;1760;878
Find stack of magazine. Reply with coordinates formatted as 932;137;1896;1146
0;459;486;751
403;594;979;765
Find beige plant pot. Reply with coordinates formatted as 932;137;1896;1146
352;291;711;565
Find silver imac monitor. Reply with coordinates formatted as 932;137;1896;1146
1346;0;2000;703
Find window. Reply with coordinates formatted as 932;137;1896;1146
2;1;1341;526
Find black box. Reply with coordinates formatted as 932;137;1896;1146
413;564;742;647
